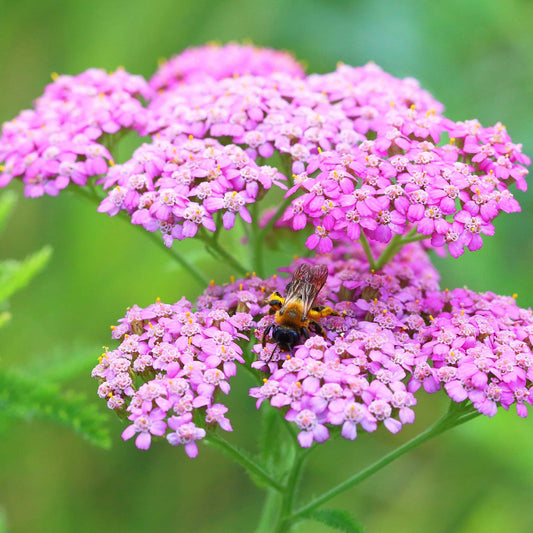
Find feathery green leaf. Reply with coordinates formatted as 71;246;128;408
0;245;52;305
304;509;364;533
0;368;111;449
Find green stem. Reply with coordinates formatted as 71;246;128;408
260;194;294;240
251;202;265;277
373;228;429;270
289;401;480;522
143;230;210;286
204;434;284;493
274;448;313;533
199;231;250;276
256;490;283;533
359;231;377;270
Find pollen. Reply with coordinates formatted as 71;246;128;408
188;337;192;345
230;275;235;283
239;283;243;291
108;159;115;167
263;378;268;384
210;279;215;287
260;286;265;293
110;325;116;330
51;72;59;80
156;297;161;303
429;315;434;321
449;137;455;145
513;293;518;299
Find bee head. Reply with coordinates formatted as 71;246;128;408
272;326;300;349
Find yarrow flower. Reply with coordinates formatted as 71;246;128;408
1;43;531;464
1;45;528;257
93;241;533;453
149;42;305;90
0;68;151;196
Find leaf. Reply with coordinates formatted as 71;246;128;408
21;344;101;384
0;368;111;449
0;191;17;234
304;509;364;533
0;245;52;305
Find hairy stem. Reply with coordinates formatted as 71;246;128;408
373;228;429;270
273;447;313;533
205;434;284;492
199;230;250;276
251;202;265;277
359;231;377;270
289;401;480;521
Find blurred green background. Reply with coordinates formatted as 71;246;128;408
0;0;532;531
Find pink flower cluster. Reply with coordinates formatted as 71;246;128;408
94;240;532;452
1;44;528;256
98;135;285;246
0;69;151;197
420;288;533;417
149;43;305;90
92;297;247;456
144;59;530;256
279;64;529;256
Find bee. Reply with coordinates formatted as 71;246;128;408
262;263;339;357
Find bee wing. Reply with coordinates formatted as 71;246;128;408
282;264;328;318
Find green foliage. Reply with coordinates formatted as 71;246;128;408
0;192;110;449
22;344;103;384
0;245;52;307
303;509;364;533
0;367;110;449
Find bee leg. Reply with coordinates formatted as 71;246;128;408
309;306;339;319
265;342;279;363
301;326;310;340
310;321;327;338
262;324;273;348
267;292;284;315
